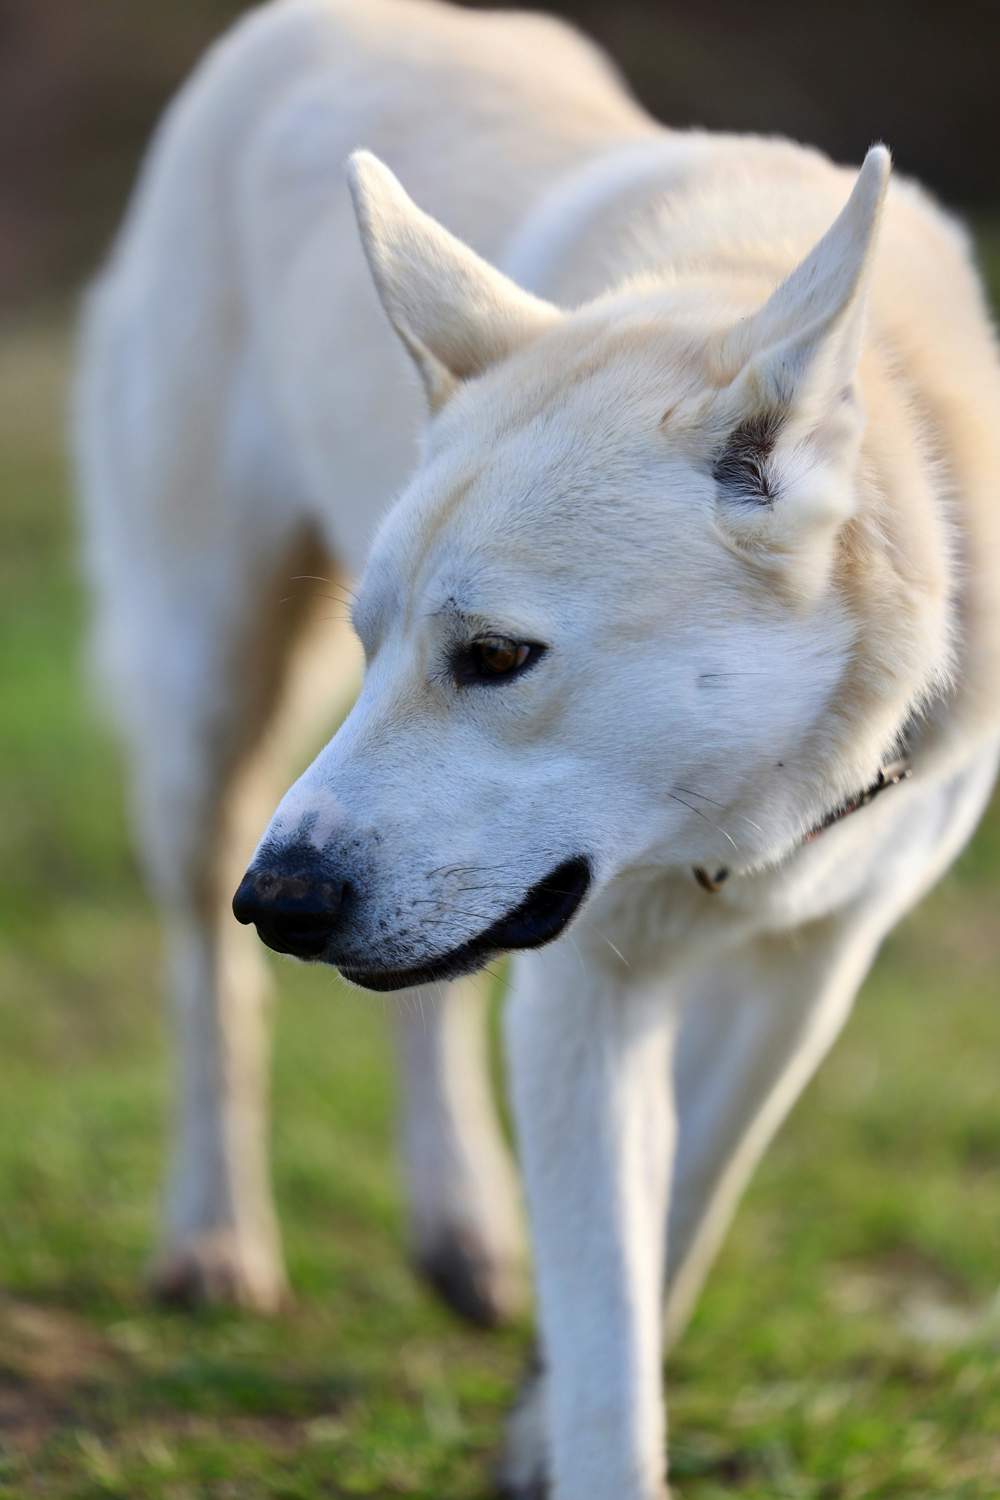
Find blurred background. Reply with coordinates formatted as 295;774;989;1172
1;3;998;1497
2;0;1000;308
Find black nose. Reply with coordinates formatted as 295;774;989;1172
232;850;347;959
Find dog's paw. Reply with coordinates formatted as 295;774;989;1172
496;1362;548;1498
149;1230;290;1313
496;1366;672;1499
414;1224;527;1329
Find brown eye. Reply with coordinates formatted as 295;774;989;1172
453;636;545;686
476;636;529;674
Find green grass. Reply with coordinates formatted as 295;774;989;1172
0;291;998;1500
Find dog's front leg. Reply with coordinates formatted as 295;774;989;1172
394;976;526;1327
504;945;675;1500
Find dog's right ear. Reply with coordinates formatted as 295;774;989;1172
347;151;559;412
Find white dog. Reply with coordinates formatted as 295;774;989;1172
76;1;1000;1495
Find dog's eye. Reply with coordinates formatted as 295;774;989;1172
453;636;545;686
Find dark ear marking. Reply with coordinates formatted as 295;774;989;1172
712;409;784;504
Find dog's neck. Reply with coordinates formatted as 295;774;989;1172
692;749;914;894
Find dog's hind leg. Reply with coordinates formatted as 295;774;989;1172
77;297;353;1307
133;532;353;1312
395;976;526;1327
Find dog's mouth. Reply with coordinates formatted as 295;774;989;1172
340;855;592;993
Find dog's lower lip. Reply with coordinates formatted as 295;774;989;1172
339;962;471;993
338;855;592;992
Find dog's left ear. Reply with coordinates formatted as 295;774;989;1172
723;146;890;420
711;149;890;564
347;151;560;411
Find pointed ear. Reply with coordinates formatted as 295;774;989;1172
710;150;891;584
723;146;891;418
346;151;560;411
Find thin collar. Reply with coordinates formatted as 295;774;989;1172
693;754;913;894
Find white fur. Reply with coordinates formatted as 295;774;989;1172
76;0;1000;1492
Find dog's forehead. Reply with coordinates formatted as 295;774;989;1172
421;329;711;522
436;305;713;448
356;311;720;640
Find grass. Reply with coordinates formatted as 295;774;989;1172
0;286;998;1499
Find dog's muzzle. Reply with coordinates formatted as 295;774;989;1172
233;850;592;987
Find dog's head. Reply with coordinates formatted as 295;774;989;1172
236;148;897;987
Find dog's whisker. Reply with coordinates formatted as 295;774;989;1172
411;900;499;925
672;785;764;837
288;573;360;602
697;670;772;680
667;789;739;852
566;933;589;988
426;861;510;880
599;934;630;968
